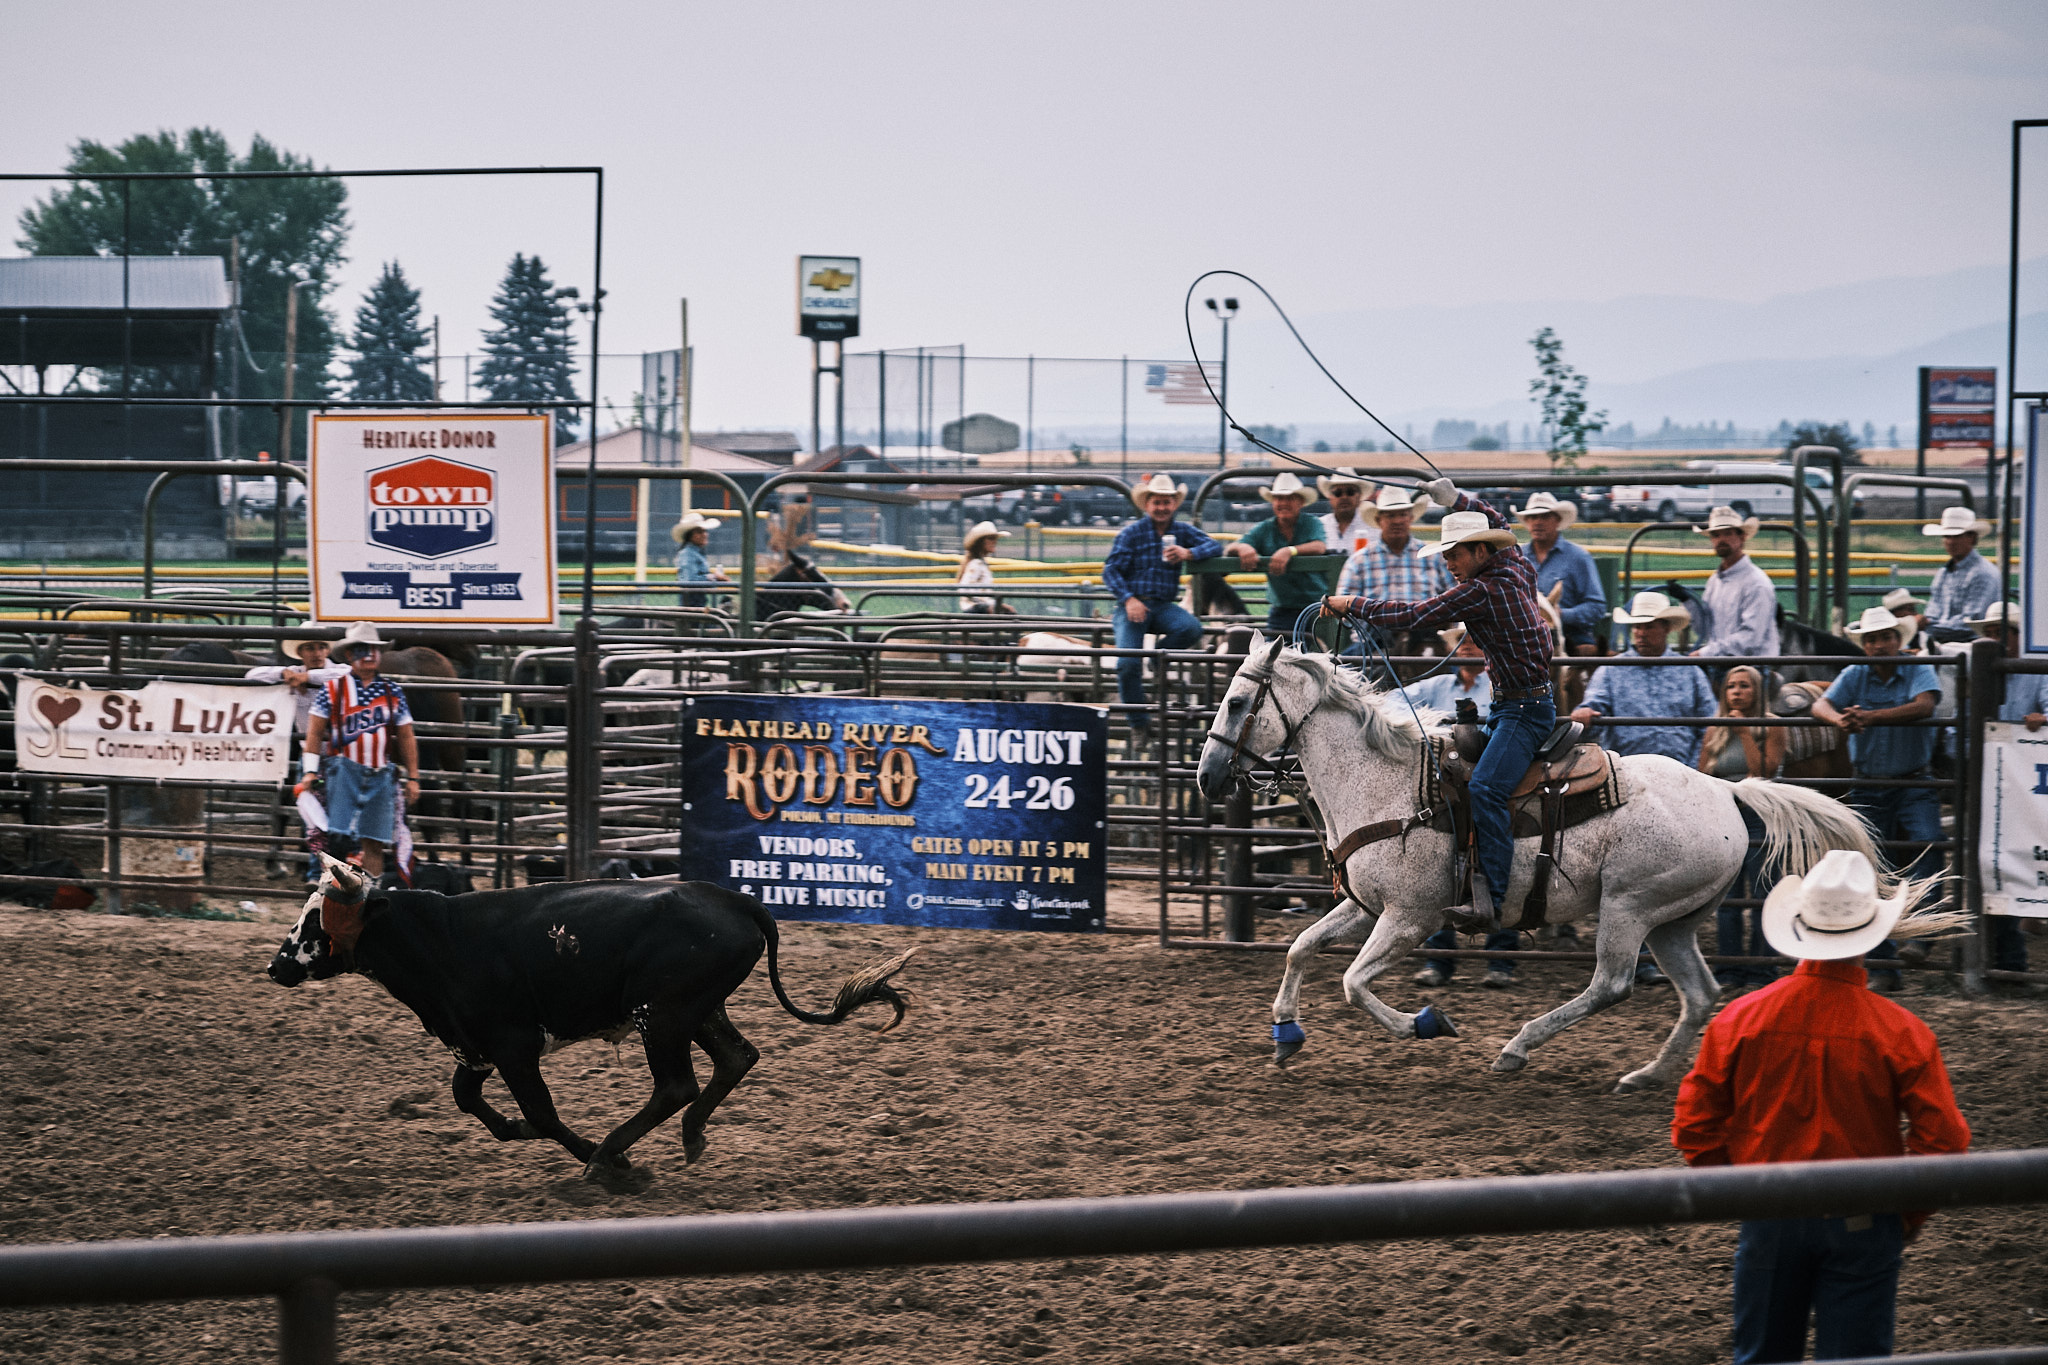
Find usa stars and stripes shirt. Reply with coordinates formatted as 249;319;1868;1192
309;675;413;769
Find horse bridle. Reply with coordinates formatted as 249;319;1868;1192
1204;650;1322;792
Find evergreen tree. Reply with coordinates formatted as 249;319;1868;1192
17;128;348;454
347;261;433;401
477;253;581;442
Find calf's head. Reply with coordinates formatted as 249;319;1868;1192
267;855;374;987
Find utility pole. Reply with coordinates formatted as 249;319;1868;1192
679;298;693;511
278;276;316;464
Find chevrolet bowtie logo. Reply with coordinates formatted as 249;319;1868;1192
808;267;855;292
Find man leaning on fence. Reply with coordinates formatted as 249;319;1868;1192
1572;592;1717;765
1228;471;1331;636
1332;485;1453;653
1691;506;1781;660
1102;473;1221;747
1672;849;1969;1365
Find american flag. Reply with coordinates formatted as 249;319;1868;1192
1144;362;1220;406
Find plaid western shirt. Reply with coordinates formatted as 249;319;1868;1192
1343;493;1554;694
1335;533;1453;603
1925;549;2001;630
1100;516;1222;603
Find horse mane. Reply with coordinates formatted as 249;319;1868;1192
1280;649;1445;757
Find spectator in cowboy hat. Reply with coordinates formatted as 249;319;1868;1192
1517;491;1606;655
1673;849;1970;1365
1690;506;1781;660
1921;506;2000;643
1572;591;1717;765
1317;468;1377;557
302;622;422;881
242;624;349;736
1880;587;1926;650
1972;601;2041;978
671;512;728;610
1228;471;1332;634
1811;606;1944;991
1101;473;1222;744
957;520;1011;614
1333;485;1454;652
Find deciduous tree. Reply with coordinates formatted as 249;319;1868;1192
1528;327;1606;471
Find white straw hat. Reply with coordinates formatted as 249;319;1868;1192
1316;468;1369;499
669;511;714;543
1417;510;1517;558
1970;601;2021;632
962;520;1009;550
1762;850;1908;961
1694;506;1760;537
1516;491;1578;529
1844;606;1906;639
335;621;390;655
1612;590;1691;627
277;622;331;661
1437;622;1475;652
1360;484;1422;526
1258;472;1311;503
1921;506;1991;539
1130;473;1187;512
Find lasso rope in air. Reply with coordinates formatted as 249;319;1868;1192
1182;270;1446;486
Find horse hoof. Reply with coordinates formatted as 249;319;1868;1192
1272;1040;1304;1065
1413;1004;1458;1040
1491;1051;1526;1074
582;1151;633;1181
684;1137;707;1166
1614;1071;1660;1094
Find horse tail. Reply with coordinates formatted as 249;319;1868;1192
1728;778;1900;897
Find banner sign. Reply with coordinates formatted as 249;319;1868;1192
1977;720;2048;917
1927;368;1997;407
14;677;292;784
1927;411;1996;448
797;256;860;340
308;412;556;624
1920;365;1997;450
678;694;1108;931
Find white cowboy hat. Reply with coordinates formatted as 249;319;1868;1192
1258;472;1311;504
1316;468;1369;499
1693;506;1760;537
1130;473;1187;512
1844;606;1907;639
1437;622;1475;652
962;520;1009;550
1612;590;1691;627
335;621;391;655
1879;587;1923;639
1921;505;1992;539
1360;484;1422;526
1417;510;1517;558
1971;601;2021;632
1762;850;1910;961
669;511;714;543
1516;491;1578;529
276;622;332;661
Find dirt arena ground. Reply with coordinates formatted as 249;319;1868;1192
3;890;2045;1364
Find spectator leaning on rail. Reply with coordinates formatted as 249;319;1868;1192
1809;605;1942;993
1920;506;2001;644
1572;591;1717;765
1690;506;1781;660
671;513;729;610
1317;468;1378;558
242;624;349;736
957;520;1010;614
1699;665;1786;992
1227;472;1332;635
1102;472;1222;745
1325;480;1551;932
1517;491;1606;655
302;621;422;881
1332;485;1454;655
1973;601;2042;980
1672;849;1970;1365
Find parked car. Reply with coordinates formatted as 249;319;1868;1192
230;476;306;521
1606;462;1855;523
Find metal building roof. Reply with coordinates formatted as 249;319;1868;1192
0;256;231;313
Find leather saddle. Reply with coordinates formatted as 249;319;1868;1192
1437;726;1621;930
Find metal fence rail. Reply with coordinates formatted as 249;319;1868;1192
1;1150;2042;1364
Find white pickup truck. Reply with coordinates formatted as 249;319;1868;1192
1606;462;1854;523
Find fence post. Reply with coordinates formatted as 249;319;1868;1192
565;615;601;881
1961;637;1998;995
494;711;518;890
1223;628;1255;942
277;1276;337;1365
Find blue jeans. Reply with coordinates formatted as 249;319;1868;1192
1848;778;1944;969
1718;802;1779;985
325;755;397;845
1468;693;1556;913
1732;1214;1903;1362
1113;599;1204;726
1423;926;1520;976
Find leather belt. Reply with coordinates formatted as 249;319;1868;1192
1494;683;1554;701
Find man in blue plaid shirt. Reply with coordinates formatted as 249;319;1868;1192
1335;485;1454;604
1102;473;1222;740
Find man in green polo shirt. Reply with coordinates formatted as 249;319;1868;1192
1227;471;1332;634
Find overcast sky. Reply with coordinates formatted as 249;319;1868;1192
5;1;2046;432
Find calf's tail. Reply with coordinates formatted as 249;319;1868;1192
738;895;915;1031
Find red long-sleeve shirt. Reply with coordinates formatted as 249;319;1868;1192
1673;959;1969;1222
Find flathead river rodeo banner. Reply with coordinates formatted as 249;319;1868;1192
679;695;1109;932
308;412;557;625
14;677;293;784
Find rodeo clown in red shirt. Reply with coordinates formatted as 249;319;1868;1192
1673;849;1969;1363
301;621;422;881
1323;478;1554;930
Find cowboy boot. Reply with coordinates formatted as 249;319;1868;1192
1446;868;1501;935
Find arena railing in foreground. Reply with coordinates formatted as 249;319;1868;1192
0;1149;2044;1364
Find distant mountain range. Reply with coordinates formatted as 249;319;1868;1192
1200;258;2048;439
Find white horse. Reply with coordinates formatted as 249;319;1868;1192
1196;635;1894;1091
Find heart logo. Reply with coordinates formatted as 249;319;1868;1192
36;694;82;727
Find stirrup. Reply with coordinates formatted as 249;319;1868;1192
1446;870;1500;935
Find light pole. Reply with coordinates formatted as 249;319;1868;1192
278;274;319;465
1205;296;1238;467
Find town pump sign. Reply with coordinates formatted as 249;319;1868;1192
309;413;557;624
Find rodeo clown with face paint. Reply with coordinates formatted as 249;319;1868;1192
1324;479;1554;931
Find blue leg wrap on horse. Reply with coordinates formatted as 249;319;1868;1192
1414;1004;1458;1040
1272;1020;1306;1045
